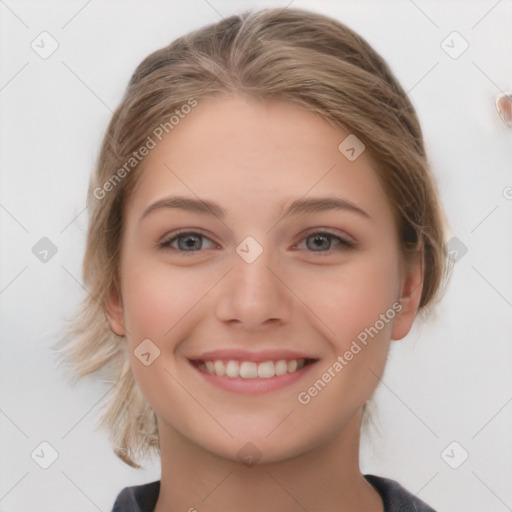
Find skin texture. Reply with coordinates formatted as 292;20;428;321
107;94;423;512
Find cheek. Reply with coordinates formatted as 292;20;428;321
292;258;400;425
118;260;212;428
120;260;213;340
296;251;401;346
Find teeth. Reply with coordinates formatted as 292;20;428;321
287;359;298;373
226;360;239;378
275;359;287;376
200;358;308;379
257;361;274;378
214;360;225;377
240;361;257;379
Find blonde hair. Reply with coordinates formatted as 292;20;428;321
55;7;448;468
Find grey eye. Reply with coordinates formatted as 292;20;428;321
305;234;334;251
160;232;217;252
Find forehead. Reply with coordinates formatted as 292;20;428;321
127;94;394;224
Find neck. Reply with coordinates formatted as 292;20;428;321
154;410;383;512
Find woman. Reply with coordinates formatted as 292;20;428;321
58;7;447;511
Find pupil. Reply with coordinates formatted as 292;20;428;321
309;235;330;251
180;235;200;250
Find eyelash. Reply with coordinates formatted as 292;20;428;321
158;229;356;255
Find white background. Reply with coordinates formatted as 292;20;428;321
1;0;511;510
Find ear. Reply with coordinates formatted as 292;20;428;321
391;252;424;341
106;285;126;337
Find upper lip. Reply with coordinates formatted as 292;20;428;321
189;349;318;363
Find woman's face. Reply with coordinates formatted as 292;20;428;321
108;94;422;463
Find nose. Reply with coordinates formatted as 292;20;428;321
214;246;293;330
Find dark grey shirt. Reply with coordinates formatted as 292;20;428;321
111;474;437;511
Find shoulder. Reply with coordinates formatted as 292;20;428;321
364;474;437;512
111;480;160;512
110;476;436;512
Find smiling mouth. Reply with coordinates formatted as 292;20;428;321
192;358;317;379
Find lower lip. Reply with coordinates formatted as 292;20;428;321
191;361;317;395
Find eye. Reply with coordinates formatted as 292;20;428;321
294;231;355;253
158;231;218;252
158;230;355;254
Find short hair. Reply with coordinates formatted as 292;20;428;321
55;7;448;468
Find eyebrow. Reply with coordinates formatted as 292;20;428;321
140;195;372;222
